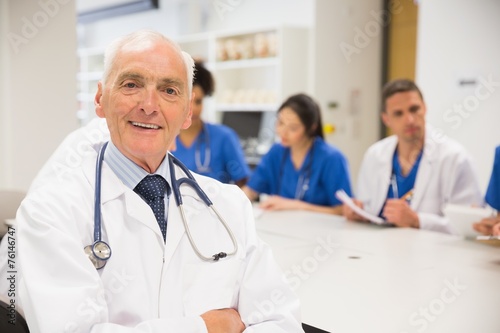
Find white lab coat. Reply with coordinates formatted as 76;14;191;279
0;118;109;298
17;148;303;332
356;126;482;233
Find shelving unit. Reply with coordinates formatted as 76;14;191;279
177;26;309;156
76;47;104;125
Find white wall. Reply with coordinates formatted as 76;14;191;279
80;0;181;49
1;0;78;191
0;0;11;188
312;0;383;189
416;0;500;192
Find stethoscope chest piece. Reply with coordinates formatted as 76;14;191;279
85;241;111;270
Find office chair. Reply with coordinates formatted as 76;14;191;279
0;190;26;239
0;297;30;332
302;323;330;333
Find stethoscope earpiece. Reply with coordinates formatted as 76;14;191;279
212;252;227;261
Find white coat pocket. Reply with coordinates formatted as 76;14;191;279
182;258;243;315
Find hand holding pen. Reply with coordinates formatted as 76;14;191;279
384;175;419;228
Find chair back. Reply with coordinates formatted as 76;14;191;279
0;298;30;332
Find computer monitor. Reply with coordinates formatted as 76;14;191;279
221;111;263;140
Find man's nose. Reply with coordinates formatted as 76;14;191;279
140;88;160;115
405;112;415;123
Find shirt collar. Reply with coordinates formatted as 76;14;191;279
103;141;171;190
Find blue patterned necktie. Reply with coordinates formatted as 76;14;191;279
134;175;170;241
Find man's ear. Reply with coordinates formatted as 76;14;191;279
181;91;194;130
95;81;105;118
381;111;390;127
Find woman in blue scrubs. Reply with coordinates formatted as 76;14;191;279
474;146;500;236
174;62;250;186
243;93;352;215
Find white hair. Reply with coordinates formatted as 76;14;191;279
102;29;194;97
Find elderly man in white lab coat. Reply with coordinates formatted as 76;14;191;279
344;79;482;234
17;30;303;333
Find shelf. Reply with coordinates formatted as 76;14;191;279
214;57;279;70
216;103;278;112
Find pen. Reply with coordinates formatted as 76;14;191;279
390;174;398;199
401;190;414;204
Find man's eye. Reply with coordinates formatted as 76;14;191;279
165;88;176;95
124;82;137;88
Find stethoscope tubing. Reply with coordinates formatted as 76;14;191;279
93;141;107;243
92;142;112;265
169;153;238;261
88;141;238;270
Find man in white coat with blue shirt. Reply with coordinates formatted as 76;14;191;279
344;79;482;234
17;30;303;332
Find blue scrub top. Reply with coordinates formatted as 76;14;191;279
247;138;352;206
386;149;423;201
379;149;422;217
485;146;500;210
173;123;250;184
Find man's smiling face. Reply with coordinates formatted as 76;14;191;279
95;40;193;172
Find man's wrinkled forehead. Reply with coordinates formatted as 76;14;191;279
111;42;187;83
121;38;159;53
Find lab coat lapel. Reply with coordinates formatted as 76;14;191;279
163;185;185;264
162;163;196;265
163;164;212;265
105;165;165;239
82;153;128;204
411;127;438;210
82;154;165;239
123;187;165;238
373;137;397;213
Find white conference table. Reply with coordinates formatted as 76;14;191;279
254;208;500;333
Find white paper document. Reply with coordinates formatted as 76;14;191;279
335;190;387;225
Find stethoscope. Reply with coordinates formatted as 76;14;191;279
277;141;314;201
194;124;211;173
84;142;111;270
85;142;238;270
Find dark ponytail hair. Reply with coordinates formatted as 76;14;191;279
278;93;324;139
193;61;215;96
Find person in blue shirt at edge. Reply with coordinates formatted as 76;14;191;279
473;145;500;236
242;93;352;215
174;61;250;186
344;79;482;233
